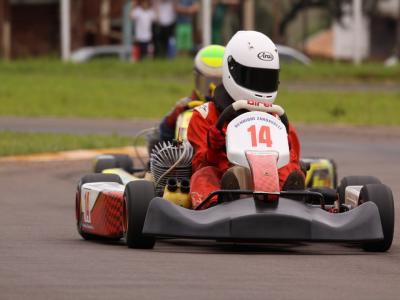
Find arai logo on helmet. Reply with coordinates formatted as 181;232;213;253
257;51;274;61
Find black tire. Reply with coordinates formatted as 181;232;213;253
76;173;123;240
360;184;394;252
124;180;155;249
94;154;133;174
80;173;123;186
338;176;381;204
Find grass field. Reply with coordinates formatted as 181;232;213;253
0;58;399;123
0;131;135;157
279;90;400;125
0;58;399;156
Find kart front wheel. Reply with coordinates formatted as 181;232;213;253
360;184;394;252
124;180;155;249
76;173;123;240
338;176;381;204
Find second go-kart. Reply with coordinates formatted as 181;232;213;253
76;101;394;252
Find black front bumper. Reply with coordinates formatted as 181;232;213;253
142;197;383;242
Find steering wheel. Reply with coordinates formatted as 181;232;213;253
215;100;290;133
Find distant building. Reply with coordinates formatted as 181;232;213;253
305;0;399;60
0;0;124;59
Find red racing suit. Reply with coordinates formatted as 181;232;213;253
187;86;303;209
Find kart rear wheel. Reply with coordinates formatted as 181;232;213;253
76;173;123;240
124;180;155;249
360;184;394;252
94;154;133;174
338;176;381;204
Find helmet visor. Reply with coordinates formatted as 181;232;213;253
194;71;222;99
228;56;279;93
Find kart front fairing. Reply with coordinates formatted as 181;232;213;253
142;195;383;242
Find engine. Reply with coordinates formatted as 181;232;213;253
150;141;193;196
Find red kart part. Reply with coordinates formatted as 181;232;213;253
245;151;279;196
78;190;125;238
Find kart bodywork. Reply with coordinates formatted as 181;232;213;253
76;102;394;252
77;179;389;250
142;195;383;242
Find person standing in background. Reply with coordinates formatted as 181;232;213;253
153;0;177;58
175;0;199;54
220;0;240;44
212;0;225;45
131;0;156;60
212;0;241;45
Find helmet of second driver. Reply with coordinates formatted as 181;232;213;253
193;44;225;100
222;30;280;104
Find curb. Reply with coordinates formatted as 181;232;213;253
0;146;148;163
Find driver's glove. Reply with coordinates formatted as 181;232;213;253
207;125;225;150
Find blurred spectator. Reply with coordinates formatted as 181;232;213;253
131;0;156;60
153;0;177;58
212;0;240;45
221;0;240;44
175;0;199;54
212;1;225;44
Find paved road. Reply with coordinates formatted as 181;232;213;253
0;126;399;300
1;116;400;139
0;116;160;136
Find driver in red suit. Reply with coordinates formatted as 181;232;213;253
187;31;305;209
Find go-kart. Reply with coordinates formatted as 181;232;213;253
93;100;337;190
75;101;394;252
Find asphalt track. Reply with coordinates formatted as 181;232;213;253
1;125;400;300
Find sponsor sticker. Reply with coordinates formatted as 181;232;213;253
84;191;91;223
194;103;209;119
257;51;274;61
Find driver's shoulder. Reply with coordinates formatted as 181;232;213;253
193;102;218;120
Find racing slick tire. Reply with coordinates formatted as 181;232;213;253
338;176;381;204
360;184;394;252
124;180;156;249
94;154;133;174
76;173;123;241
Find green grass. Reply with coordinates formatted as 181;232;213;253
0;58;399;122
0;131;135;157
278;90;400;125
0;58;192;119
281;61;400;83
1;59;399;156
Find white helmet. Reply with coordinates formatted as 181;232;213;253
222;31;280;104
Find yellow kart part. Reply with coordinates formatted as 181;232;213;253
175;110;194;141
305;159;336;189
175;100;205;141
163;185;192;209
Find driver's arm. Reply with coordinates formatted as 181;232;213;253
187;103;229;173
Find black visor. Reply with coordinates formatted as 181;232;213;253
228;55;279;93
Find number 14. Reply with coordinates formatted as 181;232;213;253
247;125;272;147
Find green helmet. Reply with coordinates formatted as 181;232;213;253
193;45;225;99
